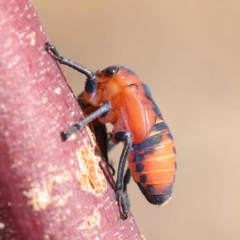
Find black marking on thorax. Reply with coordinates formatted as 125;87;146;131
121;66;138;76
141;83;161;116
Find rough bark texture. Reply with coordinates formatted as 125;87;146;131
0;1;143;239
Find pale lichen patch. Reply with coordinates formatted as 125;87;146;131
4;38;12;48
66;208;71;215
37;162;42;168
3;131;9;137
0;222;5;230
44;235;50;240
69;133;77;140
54;87;61;94
42;97;48;104
80;208;101;230
79;208;101;239
54;192;73;207
49;171;72;187
26;31;36;46
24;187;51;211
76;146;107;196
24;171;73;211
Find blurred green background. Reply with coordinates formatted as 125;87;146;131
32;1;240;239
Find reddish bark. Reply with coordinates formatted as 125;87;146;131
0;1;143;239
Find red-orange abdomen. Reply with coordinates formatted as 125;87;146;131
129;116;176;205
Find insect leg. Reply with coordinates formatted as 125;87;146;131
113;131;132;219
94;124;116;176
123;168;131;208
107;162;115;176
105;133;115;175
107;133;115;152
45;43;97;95
103;130;115;176
45;43;60;57
61;102;111;140
45;43;95;80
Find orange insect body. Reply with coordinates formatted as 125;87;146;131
85;68;156;143
45;42;176;217
84;66;177;205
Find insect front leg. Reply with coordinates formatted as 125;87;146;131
123;168;131;208
61;103;111;140
113;131;132;219
45;42;97;97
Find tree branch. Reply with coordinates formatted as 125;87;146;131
0;1;143;239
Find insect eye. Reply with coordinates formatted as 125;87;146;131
104;66;119;77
